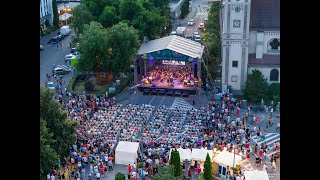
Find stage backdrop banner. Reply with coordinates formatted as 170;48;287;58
145;49;198;62
162;60;186;65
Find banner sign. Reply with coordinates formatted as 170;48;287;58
162;60;186;65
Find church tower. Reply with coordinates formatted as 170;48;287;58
221;0;251;92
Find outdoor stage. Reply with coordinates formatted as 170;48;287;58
134;35;204;96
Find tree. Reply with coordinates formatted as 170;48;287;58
52;0;59;28
169;148;182;177
72;4;97;36
204;153;213;180
99;6;119;28
107;22;140;75
153;165;179;180
119;0;143;21
268;83;280;102
76;21;109;72
115;172;126;180
40;86;78;158
243;69;269;102
45;18;51;28
40;118;59;179
131;9;166;40
180;0;190;18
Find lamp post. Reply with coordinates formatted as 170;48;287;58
141;134;145;180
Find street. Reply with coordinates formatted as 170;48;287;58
40;29;74;89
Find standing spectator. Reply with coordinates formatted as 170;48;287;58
128;164;132;174
276;122;280;131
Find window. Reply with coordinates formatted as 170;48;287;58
99;72;106;77
270;39;280;50
231;76;238;82
270;69;279;81
232;61;238;68
233;20;241;28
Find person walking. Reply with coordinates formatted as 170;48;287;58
276;122;280;131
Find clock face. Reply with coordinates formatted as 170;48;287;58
233;20;241;28
235;6;241;13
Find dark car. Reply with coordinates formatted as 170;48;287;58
58;34;64;41
51;36;60;44
185;35;192;40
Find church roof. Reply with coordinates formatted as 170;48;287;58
250;0;280;31
248;54;280;67
137;35;204;59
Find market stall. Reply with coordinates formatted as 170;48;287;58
212;150;242;179
169;148;192;162
244;170;269;180
190;148;214;171
115;141;139;165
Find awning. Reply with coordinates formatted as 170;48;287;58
59;13;72;21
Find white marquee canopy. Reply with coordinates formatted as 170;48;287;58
115;141;139;165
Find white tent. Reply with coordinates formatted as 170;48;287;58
115;141;139;165
169;148;192;161
244;170;269;180
191;148;213;161
59;13;72;21
212;150;242;167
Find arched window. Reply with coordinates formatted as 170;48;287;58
270;69;279;81
269;39;280;50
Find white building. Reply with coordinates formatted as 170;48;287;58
40;0;53;30
220;0;280;93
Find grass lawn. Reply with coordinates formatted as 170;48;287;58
73;76;111;95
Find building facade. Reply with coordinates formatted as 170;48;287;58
221;0;280;92
40;0;53;31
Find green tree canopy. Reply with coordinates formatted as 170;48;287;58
40;86;77;177
119;0;143;21
153;165;179;180
72;4;97;36
268;83;280;102
40;118;59;179
204;153;213;180
169;149;182;177
52;0;59;27
99;6;119;28
243;69;269;102
107;22;140;75
115;172;126;180
180;0;190;18
77;21;110;72
132;9;166;40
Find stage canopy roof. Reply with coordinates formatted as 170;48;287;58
244;170;269;180
137;35;204;61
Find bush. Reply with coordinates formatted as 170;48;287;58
268;83;280;102
115;172;126;180
85;81;94;92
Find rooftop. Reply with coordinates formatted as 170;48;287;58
137;35;204;59
250;0;280;31
248;54;280;67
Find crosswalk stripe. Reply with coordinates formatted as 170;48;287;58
170;98;194;110
266;137;280;146
251;133;274;141
196;12;208;16
257;134;280;146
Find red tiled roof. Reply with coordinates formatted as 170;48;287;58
248;54;280;66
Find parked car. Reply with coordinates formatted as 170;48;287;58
193;35;201;43
198;22;205;29
51;36;60;44
170;31;177;35
54;67;69;75
71;48;77;53
47;82;55;90
40;45;44;51
187;19;195;26
65;54;77;62
193;31;199;35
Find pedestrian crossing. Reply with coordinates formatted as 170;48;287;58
251;133;280;147
170;98;195;111
196;12;208;16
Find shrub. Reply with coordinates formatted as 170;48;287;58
115;172;125;180
84;81;94;92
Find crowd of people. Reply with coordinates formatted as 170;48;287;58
141;66;197;88
47;81;279;179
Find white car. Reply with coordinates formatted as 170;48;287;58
187;19;195;26
65;53;77;62
47;82;55;90
170;31;177;35
193;31;199;35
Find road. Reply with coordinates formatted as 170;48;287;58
173;0;212;37
40;30;74;88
